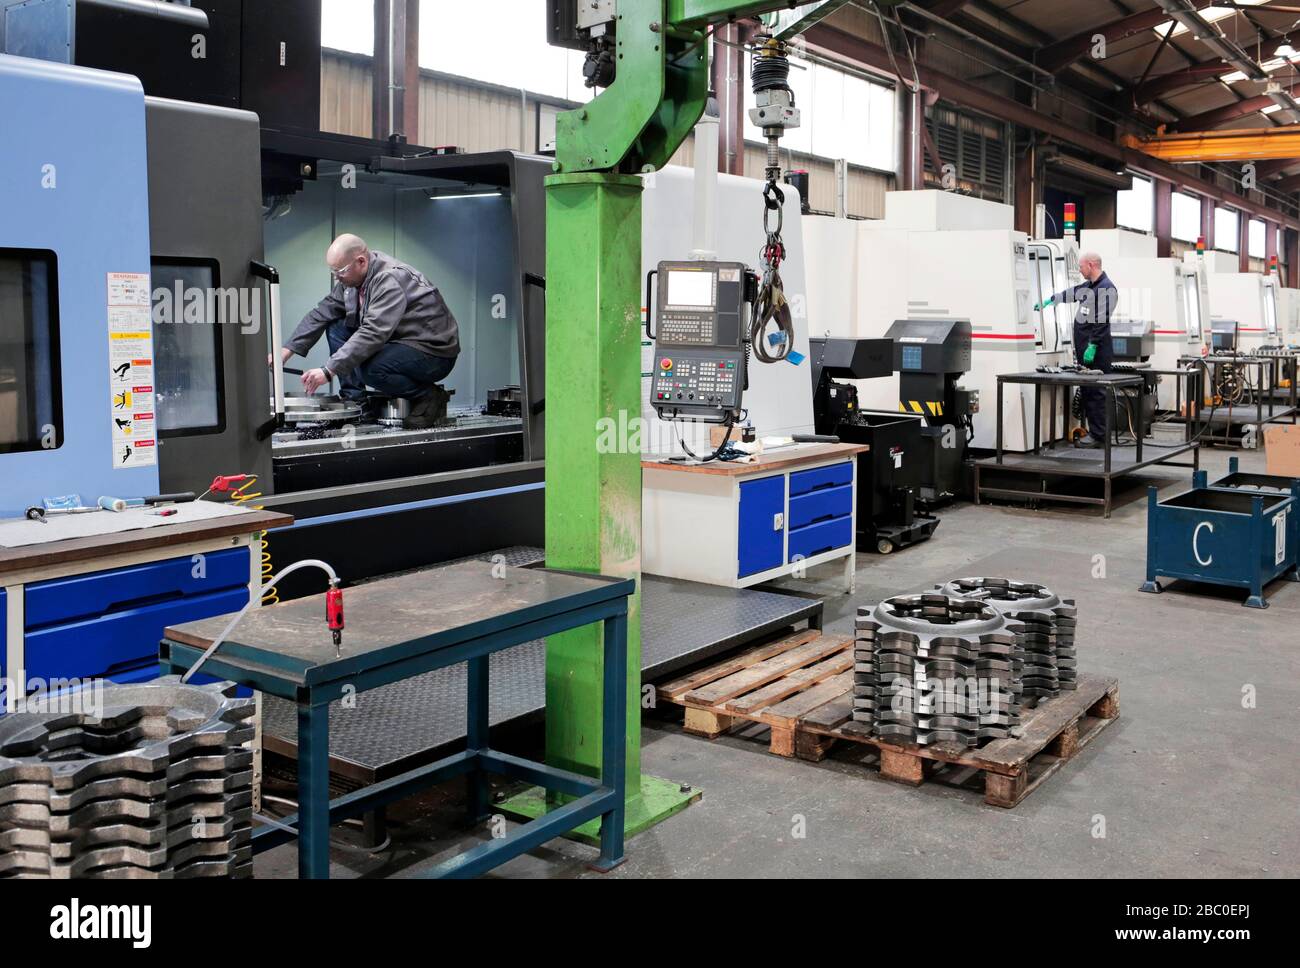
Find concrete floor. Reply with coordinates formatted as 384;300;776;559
260;444;1300;879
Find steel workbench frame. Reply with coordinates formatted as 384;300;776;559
160;571;634;879
975;370;1200;517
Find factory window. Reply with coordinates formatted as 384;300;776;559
1215;207;1240;253
1248;219;1267;259
415;0;594;102
1171;191;1201;242
321;0;372;55
744;55;896;172
0;249;62;454
1117;174;1154;233
150;259;225;437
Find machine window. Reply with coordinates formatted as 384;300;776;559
151;258;226;436
1182;274;1202;340
1028;244;1062;351
1263;285;1279;336
0;249;62;454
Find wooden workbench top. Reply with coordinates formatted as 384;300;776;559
642;442;868;476
0;508;292;578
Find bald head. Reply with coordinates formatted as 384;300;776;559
326;234;370;287
1080;252;1103;282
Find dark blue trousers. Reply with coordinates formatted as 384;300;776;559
327;319;456;401
1074;328;1113;440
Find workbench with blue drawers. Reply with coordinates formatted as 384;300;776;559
642;443;867;593
0;505;291;699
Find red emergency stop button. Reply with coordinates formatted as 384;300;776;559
661;358;673;370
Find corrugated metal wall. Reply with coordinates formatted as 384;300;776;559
320;50;372;137
320;50;893;218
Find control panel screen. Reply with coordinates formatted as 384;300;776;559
667;270;714;308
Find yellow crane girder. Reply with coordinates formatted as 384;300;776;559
1124;126;1300;163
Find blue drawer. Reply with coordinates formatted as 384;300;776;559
789;484;853;530
25;547;250;629
788;517;853;562
24;585;251;683
789;461;853;497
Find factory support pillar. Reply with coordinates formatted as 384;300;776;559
504;172;697;838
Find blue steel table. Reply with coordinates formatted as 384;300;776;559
161;562;631;878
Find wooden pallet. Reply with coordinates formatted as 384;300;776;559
656;630;1120;808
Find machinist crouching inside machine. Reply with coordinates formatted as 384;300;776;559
272;234;461;429
1036;251;1119;449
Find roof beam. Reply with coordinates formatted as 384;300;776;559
1133;60;1230;104
1036;0;1217;75
1276;172;1300;192
919;0;972;17
1170;85;1300;132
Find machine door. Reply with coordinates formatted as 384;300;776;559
1180;269;1203;342
1028;243;1065;353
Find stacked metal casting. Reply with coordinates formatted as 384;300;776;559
938;578;1078;701
0;678;254;878
853;593;1022;748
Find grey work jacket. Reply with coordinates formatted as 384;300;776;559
285;250;461;376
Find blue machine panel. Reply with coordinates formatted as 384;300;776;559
789;461;853;497
24;547;250;627
0;54;158;516
738;475;785;578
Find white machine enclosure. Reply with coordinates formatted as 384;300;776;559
640;166;815;454
1098;255;1211;409
803;190;1074;451
1080;227;1158;262
1193;265;1282;352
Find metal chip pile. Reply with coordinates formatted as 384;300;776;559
938;578;1077;702
853;593;1023;748
0;678;254;878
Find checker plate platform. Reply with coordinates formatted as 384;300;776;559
260;550;823;781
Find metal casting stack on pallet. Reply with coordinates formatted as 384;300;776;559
0;679;254;878
938;578;1077;698
657;577;1116;808
852;593;1023;747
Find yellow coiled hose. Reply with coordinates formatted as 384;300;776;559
230;476;277;605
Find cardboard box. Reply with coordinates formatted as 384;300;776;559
1264;424;1300;478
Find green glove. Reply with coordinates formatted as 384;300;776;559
1082;342;1098;365
1034;298;1055;312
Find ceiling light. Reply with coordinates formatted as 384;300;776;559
1277;43;1298;58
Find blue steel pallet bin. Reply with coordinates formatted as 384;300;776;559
1140;472;1300;609
161;563;631;879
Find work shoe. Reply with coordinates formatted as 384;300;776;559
1074;434;1102;449
405;385;451;429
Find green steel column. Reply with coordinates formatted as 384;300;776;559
503;172;697;837
543;172;645;788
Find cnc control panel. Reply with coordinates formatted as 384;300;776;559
651;261;749;424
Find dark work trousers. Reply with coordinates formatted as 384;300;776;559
1074;328;1114;441
327;319;456;401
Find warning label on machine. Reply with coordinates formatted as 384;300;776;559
107;272;157;469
